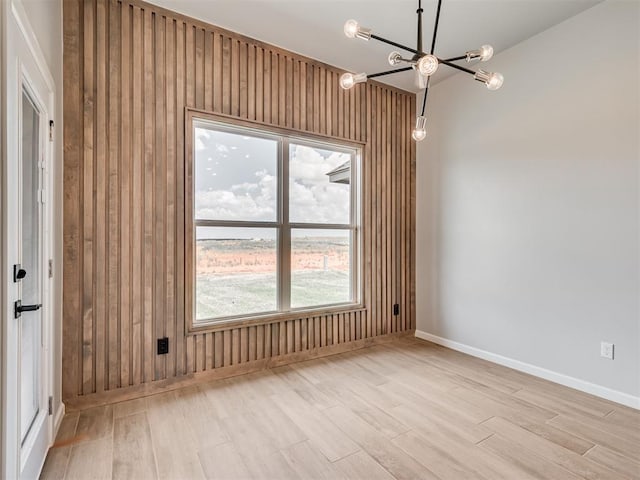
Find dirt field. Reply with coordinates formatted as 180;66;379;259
195;238;349;275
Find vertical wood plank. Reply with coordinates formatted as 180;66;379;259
240;327;248;363
82;0;95;395
231;39;240;116
248;326;257;362
336;72;342;138
165;16;177;377
271;323;279;357
410;96;417;330
256;324;264;360
63;0;82;399
196;334;205;372
205;333;214;370
214;331;223;369
107;0;121;390
119;1;131;388
223;330;232;367
300;318;307;352
175;20;186;374
142;7;154;384
204;31;213;111
239;42;248;118
286;57;293;127
293;60;300;129
131;5;143;386
264;322;272;358
382;88;388;335
247;44;255;121
154;9;167;382
320;317;327;348
314;317;321;349
271;52;278;125
213;33;222;113
95;0;107;394
300;62;307;131
279;321;287;356
222;35;231;114
194;27;204;109
255;47;264;122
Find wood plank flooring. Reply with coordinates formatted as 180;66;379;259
41;337;640;479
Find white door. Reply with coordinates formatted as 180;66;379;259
16;83;49;480
2;1;55;478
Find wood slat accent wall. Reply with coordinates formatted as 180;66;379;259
63;0;416;407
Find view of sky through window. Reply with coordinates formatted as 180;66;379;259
195;126;351;237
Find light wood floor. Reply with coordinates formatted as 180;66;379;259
41;337;640;480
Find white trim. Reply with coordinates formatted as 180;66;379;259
10;0;54;92
52;402;65;440
415;330;640;410
0;0;6;474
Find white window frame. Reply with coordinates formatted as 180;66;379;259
187;113;362;332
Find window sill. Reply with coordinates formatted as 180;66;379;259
187;304;366;335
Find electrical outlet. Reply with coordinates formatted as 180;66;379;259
157;337;169;355
600;341;614;360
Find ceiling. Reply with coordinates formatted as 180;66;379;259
147;0;601;92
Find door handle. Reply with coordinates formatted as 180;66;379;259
14;300;42;319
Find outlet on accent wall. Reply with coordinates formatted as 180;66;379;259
600;342;614;360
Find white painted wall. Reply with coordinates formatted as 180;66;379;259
416;0;639;403
21;0;64;419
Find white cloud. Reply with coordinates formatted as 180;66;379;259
195;143;351;224
196;169;277;221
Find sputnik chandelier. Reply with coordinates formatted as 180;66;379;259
340;0;504;142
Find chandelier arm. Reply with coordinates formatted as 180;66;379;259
440;59;475;75
443;55;467;62
420;78;431;117
429;0;444;55
367;67;414;79
370;34;420;55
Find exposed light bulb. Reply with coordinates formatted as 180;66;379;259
388;51;403;66
417;54;439;77
466;44;494;63
479;45;494;62
486;72;503;90
343;19;372;40
412;116;427;142
340;72;367;90
344;19;359;38
474;69;504;90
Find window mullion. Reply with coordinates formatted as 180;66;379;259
280;138;291;312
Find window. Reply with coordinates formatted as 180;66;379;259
190;117;360;327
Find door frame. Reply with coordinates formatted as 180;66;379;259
1;0;57;478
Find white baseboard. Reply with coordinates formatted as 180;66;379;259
415;330;640;410
52;401;65;443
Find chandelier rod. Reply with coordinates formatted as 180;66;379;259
419;78;430;116
420;0;443;117
430;0;443;55
370;34;420;56
416;0;423;58
443;54;467;62
439;60;475;75
367;67;414;79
